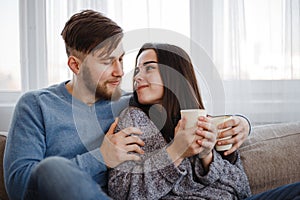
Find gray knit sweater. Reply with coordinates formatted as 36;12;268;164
108;107;251;200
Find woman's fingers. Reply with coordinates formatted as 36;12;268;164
197;116;217;133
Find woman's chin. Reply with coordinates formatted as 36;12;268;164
138;98;153;105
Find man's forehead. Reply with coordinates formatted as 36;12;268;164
94;42;124;59
110;42;124;57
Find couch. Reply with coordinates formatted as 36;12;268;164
1;121;300;199
239;121;300;195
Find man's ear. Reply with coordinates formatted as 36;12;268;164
68;56;82;75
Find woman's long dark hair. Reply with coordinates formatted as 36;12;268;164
131;43;204;142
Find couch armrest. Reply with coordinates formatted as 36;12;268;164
240;122;300;195
0;132;9;200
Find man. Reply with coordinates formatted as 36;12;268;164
4;10;251;200
4;10;145;200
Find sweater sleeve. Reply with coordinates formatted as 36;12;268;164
3;92;107;200
108;107;186;200
4;93;47;200
70;148;107;184
191;150;252;199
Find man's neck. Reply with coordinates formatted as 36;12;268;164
65;80;98;106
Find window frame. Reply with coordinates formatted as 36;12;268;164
1;0;48;101
0;0;48;131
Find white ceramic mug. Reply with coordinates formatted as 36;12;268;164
180;109;207;129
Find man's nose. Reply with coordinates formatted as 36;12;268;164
112;60;124;77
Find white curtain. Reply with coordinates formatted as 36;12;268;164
285;0;300;79
213;0;300;80
191;0;300;124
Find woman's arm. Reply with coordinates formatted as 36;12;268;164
191;150;252;199
108;107;186;200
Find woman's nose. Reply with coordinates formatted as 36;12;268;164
134;72;144;82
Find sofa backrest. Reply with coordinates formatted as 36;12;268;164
240;121;300;195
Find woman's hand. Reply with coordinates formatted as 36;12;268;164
216;115;250;156
167;116;217;167
195;116;218;158
167;117;202;166
195;116;218;170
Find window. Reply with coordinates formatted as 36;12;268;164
0;0;190;131
0;0;21;91
46;0;190;90
213;0;300;80
190;0;300;124
1;0;298;129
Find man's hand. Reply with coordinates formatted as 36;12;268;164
216;116;250;156
100;118;145;168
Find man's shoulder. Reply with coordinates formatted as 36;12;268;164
18;82;66;104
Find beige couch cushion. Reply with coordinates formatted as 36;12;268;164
0;132;9;200
240;121;300;195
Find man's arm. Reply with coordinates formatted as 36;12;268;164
3;92;144;200
4;93;47;200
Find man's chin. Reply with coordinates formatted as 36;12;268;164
104;88;122;101
110;89;121;101
95;85;122;101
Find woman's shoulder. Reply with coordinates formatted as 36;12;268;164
118;106;160;136
119;106;148;121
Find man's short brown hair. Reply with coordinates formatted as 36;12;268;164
61;9;123;58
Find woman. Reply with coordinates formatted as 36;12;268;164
108;43;251;199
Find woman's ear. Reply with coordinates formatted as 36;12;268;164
68;56;82;75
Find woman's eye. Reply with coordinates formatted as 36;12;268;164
134;68;140;74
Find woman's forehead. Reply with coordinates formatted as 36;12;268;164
137;49;157;66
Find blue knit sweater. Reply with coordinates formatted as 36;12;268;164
4;81;130;200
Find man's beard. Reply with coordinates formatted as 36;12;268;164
82;65;122;101
95;82;122;101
